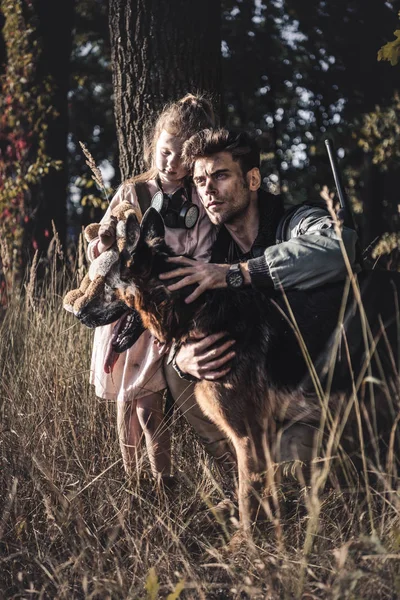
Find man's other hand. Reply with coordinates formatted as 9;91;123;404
175;331;235;380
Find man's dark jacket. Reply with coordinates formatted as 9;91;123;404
211;189;358;291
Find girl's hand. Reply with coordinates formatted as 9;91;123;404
98;218;116;251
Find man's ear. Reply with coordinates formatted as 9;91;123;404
141;207;165;243
247;167;261;192
125;213;141;252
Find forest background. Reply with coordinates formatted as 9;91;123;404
2;0;400;288
3;2;400;598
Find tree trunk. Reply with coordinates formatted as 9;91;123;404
33;0;75;251
109;0;221;180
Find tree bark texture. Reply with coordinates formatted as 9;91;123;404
109;0;221;180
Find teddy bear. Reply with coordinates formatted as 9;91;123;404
63;201;140;318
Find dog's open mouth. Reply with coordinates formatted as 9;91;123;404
103;309;146;374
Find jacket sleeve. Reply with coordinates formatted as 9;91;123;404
247;206;359;291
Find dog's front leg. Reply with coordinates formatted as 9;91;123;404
233;431;266;531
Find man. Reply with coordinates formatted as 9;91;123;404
161;128;358;463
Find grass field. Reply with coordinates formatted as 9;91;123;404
1;260;400;599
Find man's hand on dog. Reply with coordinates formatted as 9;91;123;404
159;256;250;303
175;331;236;380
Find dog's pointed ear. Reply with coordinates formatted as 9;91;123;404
141;207;165;243
125;213;141;252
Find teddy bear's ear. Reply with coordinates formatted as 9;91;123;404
140;207;165;243
125;213;141;252
84;222;101;243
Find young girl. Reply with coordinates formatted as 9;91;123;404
87;94;217;483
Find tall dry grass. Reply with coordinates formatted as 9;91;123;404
1;252;400;599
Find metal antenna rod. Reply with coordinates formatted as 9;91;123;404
325;139;357;231
325;138;363;266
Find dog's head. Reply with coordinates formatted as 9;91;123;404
120;207;169;284
119;208;189;343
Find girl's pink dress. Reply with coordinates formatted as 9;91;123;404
88;180;216;402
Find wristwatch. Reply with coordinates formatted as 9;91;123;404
226;263;245;289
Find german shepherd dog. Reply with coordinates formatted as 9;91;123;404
115;207;400;529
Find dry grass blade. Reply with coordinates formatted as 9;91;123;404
79;141;108;200
77;228;86;281
0;232;11;273
25;249;39;312
51;220;64;261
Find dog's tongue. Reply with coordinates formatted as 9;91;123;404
104;346;119;374
103;311;130;374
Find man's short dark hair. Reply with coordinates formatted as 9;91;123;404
182;128;260;176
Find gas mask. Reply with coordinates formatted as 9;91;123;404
151;186;199;229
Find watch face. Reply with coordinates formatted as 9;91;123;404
227;266;244;288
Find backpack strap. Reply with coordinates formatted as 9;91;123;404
133;182;153;218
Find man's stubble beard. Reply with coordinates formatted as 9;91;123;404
209;178;252;227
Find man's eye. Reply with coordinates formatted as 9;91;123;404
161;149;170;156
195;179;205;186
216;172;226;179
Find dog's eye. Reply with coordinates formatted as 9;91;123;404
120;257;133;281
120;267;132;282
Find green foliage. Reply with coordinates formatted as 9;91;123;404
378;22;400;66
0;0;61;269
358;93;400;169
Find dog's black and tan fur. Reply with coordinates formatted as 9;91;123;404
117;208;400;528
